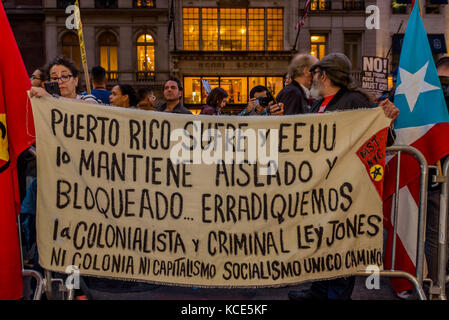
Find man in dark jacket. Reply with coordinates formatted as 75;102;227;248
276;54;318;115
288;53;399;301
157;77;192;114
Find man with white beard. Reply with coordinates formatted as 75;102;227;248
288;53;399;301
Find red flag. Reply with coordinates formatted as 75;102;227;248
0;2;35;300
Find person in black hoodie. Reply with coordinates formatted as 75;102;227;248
288;53;399;301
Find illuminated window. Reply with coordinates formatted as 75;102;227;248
202;8;218;51
220;8;247;51
310;35;327;60
62;32;81;69
136;33;155;81
267;8;283;51
392;0;408;14
183;8;200;50
183;76;284;106
221;77;248;103
135;0;154;8
182;8;283;51
248;9;264;51
99;32;118;81
310;0;331;11
266;77;283;98
201;77;219;103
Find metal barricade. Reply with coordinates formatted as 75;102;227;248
356;145;429;300
425;157;449;300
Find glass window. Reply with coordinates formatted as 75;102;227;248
310;0;331;11
267;8;283;51
183;8;200;50
392;0;408;14
202;8;218;51
201;77;219;104
248;9;265;51
184;77;202;105
136;33;155;81
343;0;365;10
99;32;118;71
135;0;155;8
344;33;361;71
425;0;441;14
182;8;284;52
220;77;248;104
266;77;283;98
62;32;81;69
310;35;327;60
248;77;266;92
220;8;247;51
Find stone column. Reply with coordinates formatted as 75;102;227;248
119;25;133;82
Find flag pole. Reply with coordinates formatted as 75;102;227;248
385;20;404;59
293;0;311;51
74;0;91;95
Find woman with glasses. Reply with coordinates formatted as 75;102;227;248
29;57;99;104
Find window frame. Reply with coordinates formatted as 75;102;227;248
182;7;284;52
183;75;284;106
136;33;156;82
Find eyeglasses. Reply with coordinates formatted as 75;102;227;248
49;75;74;83
30;75;42;81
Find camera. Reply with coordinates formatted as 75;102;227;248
256;90;276;107
44;81;61;96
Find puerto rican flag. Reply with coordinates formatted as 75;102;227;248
383;1;449;293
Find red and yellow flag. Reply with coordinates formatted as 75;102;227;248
0;2;35;299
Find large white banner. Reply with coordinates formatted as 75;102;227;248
31;96;391;287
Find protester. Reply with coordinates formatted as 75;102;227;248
109;84;138;108
276;54;318;115
30;67;46;88
238;85;284;116
200;87;228;115
288;53;399;301
82;66;110;104
29;57;99;104
137;87;157;111
157;77;192;114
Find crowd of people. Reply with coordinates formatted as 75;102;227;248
20;52;449;300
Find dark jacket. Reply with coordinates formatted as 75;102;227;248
309;88;396;146
309;87;372;113
157;102;192;114
276;80;310;115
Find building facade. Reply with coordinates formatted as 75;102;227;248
4;0;449;112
